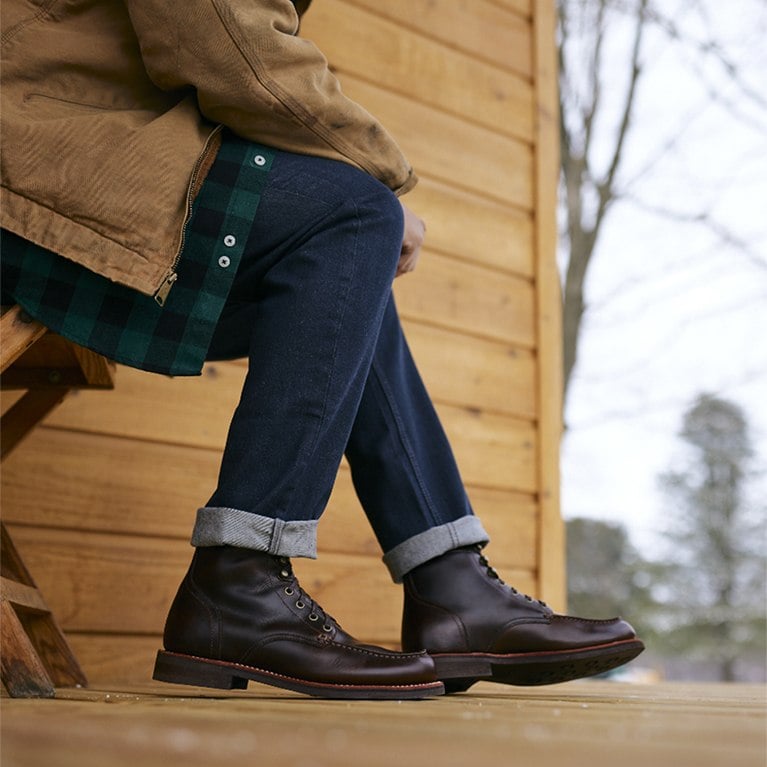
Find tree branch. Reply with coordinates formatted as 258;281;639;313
594;0;649;230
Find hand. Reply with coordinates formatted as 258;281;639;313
397;201;425;277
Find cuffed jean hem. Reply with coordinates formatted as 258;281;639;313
190;507;318;559
382;516;490;583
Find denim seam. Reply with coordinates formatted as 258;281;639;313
270;519;283;551
369;356;441;529
281;198;359;522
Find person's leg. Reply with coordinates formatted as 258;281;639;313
195;150;407;555
344;294;489;580
155;143;443;699
345;296;644;691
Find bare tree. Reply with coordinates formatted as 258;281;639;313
557;0;767;403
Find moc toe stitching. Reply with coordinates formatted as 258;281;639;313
555;615;625;625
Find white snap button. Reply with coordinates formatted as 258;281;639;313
253;154;266;166
223;235;236;247
218;255;231;268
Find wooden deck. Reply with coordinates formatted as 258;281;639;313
2;680;764;767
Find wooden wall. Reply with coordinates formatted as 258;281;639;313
0;0;563;684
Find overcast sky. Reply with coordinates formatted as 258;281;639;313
558;0;767;553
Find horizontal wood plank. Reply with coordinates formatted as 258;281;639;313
340;75;534;208
4;681;766;767
0;429;216;540
493;0;531;18
405;177;534;277
66;633;159;685
444;407;537;493
403;322;536;419
6;526;190;635
2;429;538;568
343;0;532;77
42;362;244;448
395;252;536;348
41;362;538;492
304;0;533;142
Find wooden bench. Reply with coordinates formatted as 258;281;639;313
1;305;115;697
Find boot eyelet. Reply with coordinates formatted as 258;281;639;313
280;569;290;578
284;587;294;596
308;613;319;621
295;600;306;609
322;624;333;632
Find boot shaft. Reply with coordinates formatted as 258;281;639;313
401;546;551;653
163;546;337;660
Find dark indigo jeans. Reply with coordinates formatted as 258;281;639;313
192;148;487;581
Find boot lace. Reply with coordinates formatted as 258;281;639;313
473;545;548;608
276;556;337;632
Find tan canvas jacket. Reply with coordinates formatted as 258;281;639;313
0;0;415;298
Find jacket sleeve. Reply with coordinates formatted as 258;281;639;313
124;0;416;194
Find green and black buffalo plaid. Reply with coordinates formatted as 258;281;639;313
1;134;275;376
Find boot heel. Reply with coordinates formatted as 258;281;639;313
153;651;249;690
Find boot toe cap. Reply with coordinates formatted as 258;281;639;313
491;614;642;654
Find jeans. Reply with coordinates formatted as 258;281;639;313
191;147;488;581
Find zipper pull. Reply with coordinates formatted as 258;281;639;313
154;271;178;307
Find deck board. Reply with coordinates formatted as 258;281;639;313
2;681;764;767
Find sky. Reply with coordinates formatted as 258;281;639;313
558;0;767;554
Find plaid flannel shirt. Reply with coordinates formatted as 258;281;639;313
1;134;274;376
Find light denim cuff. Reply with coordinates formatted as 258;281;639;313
191;506;318;558
383;516;490;583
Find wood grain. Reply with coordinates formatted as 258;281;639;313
343;0;533;77
303;0;534;141
395;253;536;348
404;177;534;277
3;681;765;767
340;75;534;208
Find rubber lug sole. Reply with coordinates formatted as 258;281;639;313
432;638;645;692
153;650;445;700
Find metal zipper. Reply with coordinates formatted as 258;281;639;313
154;124;224;306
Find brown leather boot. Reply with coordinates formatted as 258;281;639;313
402;545;644;692
153;546;443;699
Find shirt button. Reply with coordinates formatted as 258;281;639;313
253;154;266;166
218;255;231;268
223;234;236;247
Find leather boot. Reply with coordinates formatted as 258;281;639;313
153;546;443;699
402;545;644;692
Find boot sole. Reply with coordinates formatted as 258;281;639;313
153;650;445;700
431;638;645;693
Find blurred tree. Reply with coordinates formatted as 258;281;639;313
566;517;661;642
655;393;766;681
557;0;767;403
567;517;637;617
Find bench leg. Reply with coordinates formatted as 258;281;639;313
1;523;88;697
